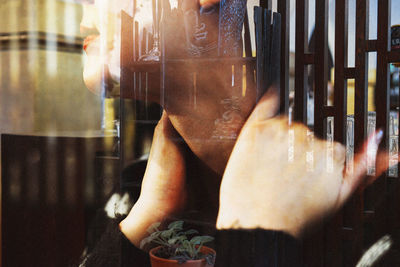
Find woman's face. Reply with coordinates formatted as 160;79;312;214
81;0;217;95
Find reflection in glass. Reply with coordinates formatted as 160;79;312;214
346;116;354;175
326;117;334;173
389;111;399;177
389;63;399;177
139;0;161;61
367;112;376;176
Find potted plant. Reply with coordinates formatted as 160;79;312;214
140;221;216;267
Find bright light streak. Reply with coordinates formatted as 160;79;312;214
170;0;178;9
64;2;77;42
46;0;58;76
10;1;20;88
27;0;38;72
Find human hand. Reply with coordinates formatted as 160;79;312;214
120;112;187;247
216;89;388;238
163;0;253;175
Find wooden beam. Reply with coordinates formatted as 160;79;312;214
278;0;290;114
294;0;309;124
314;0;329;138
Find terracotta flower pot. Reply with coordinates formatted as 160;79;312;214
149;246;216;267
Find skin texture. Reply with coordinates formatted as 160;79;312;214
216;90;387;238
120;112;187;247
89;0;394;247
162;67;257;175
121;88;390;247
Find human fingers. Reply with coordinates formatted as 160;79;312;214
367;150;390;185
120;112;186;247
245;87;280;124
362;141;400;188
338;130;383;205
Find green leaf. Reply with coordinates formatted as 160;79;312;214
183;229;199;235
150;231;161;238
139;235;154;249
190;236;214;245
190;236;202;245
168;221;184;230
160;229;174;239
168;235;185;245
141;220;215;260
146;222;161;234
200;236;214;243
167;238;177;245
182;240;191;250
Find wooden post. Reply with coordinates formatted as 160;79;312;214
278;0;290;114
294;0;309;124
314;0;329;138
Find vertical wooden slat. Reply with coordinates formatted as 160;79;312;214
294;0;309;124
56;139;64;206
319;0;345;264
254;7;264;101
314;0;329;138
263;9;272;93
326;1;349;266
376;0;391;154
120;11;133;178
243;10;254;93
334;0;349;145
375;0;391;245
270;13;281;88
39;138;47;207
143;28;149;119
296;2;324;266
278;0;290;114
354;0;369;151
76;139;84;207
120;8;134;267
134;22;139;99
345;0;369;265
134;22;139;61
244;10;252;58
120;12;134;100
160;0;166;109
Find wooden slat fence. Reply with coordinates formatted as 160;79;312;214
279;0;400;266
